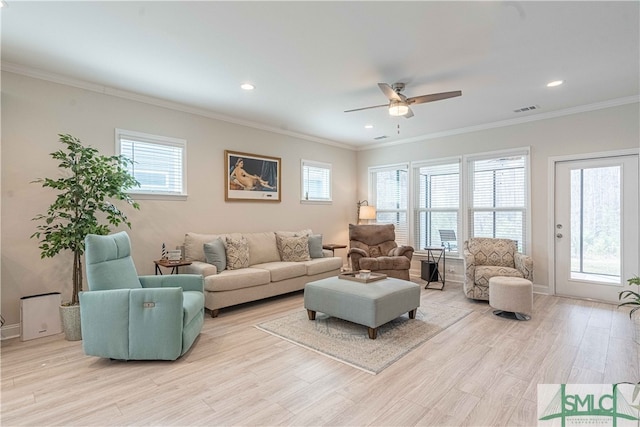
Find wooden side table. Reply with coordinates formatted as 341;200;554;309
322;243;347;256
154;259;192;275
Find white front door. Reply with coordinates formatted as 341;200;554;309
554;154;639;303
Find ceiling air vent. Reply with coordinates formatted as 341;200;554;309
373;135;389;140
513;105;540;113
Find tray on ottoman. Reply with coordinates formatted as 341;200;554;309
338;272;387;283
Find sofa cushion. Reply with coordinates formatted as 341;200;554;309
276;229;312;238
225;236;250;270
475;266;523;287
244;232;280;265
276;235;311;262
253;262;307;282
359;256;411;271
185;232;242;262
467;238;516;267
304;257;343;275
203;268;271;292
185;232;218;262
203;238;226;273
308;234;324;258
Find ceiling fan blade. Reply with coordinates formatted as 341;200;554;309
378;83;402;101
407;90;462;105
344;104;388;113
404;107;414;118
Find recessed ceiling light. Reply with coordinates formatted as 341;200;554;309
240;83;255;91
364;124;374;129
547;80;564;88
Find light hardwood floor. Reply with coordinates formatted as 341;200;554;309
2;278;638;426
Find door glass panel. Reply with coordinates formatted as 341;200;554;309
570;166;621;284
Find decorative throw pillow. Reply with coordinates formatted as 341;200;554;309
308;234;324;259
276;235;311;262
225;236;250;270
203;238;226;273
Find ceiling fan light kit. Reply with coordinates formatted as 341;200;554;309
345;82;462;120
389;100;409;116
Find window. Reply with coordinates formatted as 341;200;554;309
370;164;409;246
467;150;529;252
301;159;332;202
413;159;460;252
368;148;530;256
115;129;187;197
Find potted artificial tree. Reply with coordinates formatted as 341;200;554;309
31;134;140;341
618;275;640;344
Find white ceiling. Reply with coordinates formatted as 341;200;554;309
2;1;639;149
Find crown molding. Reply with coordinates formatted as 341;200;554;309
359;95;640;151
3;62;636;153
1;62;356;151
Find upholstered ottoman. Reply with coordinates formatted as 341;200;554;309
489;276;533;320
304;276;420;339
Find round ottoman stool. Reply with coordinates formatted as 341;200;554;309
489;276;533;321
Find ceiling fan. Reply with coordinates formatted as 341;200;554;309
345;83;462;118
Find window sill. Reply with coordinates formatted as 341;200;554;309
128;193;188;201
300;199;332;205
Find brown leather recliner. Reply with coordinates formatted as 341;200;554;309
348;223;414;280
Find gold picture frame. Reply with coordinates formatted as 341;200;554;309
225;150;281;202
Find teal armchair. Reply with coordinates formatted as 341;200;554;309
80;232;204;360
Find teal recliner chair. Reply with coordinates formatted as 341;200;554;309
80;231;204;360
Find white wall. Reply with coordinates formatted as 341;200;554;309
356;102;640;290
3;69;638;330
1;71;357;326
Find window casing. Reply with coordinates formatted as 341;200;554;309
301;159;332;203
413;159;461;252
370;164;409;246
368;148;530;256
467;150;529;252
115;129;187;198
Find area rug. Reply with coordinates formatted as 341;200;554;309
256;302;471;375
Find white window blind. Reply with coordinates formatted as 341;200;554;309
301;159;332;202
116;129;186;197
468;153;528;252
371;165;409;246
414;160;460;252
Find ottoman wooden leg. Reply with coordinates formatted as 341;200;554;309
409;309;417;319
307;309;316;320
368;327;377;340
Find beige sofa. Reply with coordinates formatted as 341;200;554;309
183;231;343;317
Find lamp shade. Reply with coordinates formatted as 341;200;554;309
359;205;377;220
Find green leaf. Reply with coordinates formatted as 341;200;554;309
31;134;141;302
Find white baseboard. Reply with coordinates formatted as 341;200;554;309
1;323;21;340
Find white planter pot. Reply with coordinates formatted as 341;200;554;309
59;304;82;341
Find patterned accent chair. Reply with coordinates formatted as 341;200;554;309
348;223;414;280
463;238;533;300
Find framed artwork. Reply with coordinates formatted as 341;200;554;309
225;150;281;202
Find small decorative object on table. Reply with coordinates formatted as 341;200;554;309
167;250;182;262
161;243;167;260
339;271;387;283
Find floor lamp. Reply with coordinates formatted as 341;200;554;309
357;200;377;224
